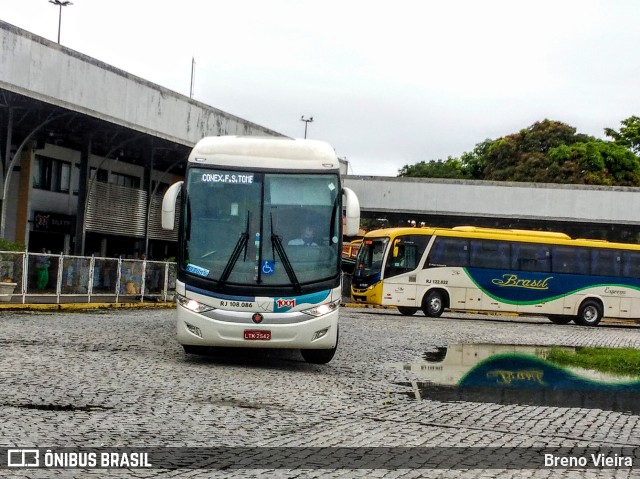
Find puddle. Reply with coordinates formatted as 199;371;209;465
392;344;640;414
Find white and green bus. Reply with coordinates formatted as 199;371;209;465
162;136;360;363
351;226;640;326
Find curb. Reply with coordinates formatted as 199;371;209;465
342;302;395;309
0;302;176;312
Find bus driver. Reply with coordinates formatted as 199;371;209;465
288;224;318;246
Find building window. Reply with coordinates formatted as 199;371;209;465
109;171;140;189
72;165;80;195
33;155;72;193
89;167;108;183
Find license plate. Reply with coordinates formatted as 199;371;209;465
244;330;271;341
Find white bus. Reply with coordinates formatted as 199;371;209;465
352;226;640;326
162;136;360;363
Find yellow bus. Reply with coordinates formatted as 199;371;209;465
351;226;640;326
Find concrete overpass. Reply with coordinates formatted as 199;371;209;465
344;176;640;241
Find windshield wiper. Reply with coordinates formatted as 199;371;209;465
217;213;250;289
270;213;301;293
329;193;339;246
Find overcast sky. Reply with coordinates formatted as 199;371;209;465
3;0;640;176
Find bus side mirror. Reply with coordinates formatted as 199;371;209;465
162;181;183;230
393;239;400;257
342;187;360;236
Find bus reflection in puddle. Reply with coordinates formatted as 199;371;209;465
392;344;640;414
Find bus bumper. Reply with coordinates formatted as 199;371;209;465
176;303;339;350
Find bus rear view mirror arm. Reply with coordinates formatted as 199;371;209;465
343;187;360;237
162;181;183;230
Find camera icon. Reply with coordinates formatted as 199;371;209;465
7;449;39;467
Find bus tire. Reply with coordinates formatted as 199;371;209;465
422;290;446;318
397;307;419;316
301;347;336;364
548;315;572;325
301;329;338;364
183;345;209;355
575;299;603;327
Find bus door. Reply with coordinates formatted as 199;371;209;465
381;237;427;307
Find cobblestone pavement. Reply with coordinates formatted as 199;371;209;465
1;307;640;478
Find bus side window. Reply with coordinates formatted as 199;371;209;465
469;241;481;267
453;239;470;267
385;244;410;277
590;249;621;277
427;238;447;267
552;246;573;273
495;242;510;269
574;248;589;274
513;243;551;273
385;235;431;277
427;237;468;268
469;240;509;269
552;246;589;275
622;251;640;277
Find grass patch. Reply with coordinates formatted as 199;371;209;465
546;347;640;378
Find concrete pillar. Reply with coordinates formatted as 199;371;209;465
74;134;91;255
143;145;154;257
15;143;34;246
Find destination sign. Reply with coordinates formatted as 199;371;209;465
201;173;254;184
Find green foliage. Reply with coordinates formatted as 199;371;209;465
398;157;467;179
516;119;579;154
605;115;640;155
547;141;640;185
0;237;25;252
398;116;640;186
459;139;492;179
546;347;640;378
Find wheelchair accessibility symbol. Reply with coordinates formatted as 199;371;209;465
261;260;275;275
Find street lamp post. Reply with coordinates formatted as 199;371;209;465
48;0;73;44
300;116;313;139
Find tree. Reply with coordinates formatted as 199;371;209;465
482;120;591;181
397;117;640;187
398;157;466;179
605;116;640;155
459;139;492;179
548;141;640;186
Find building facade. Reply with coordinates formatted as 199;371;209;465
0;20;283;259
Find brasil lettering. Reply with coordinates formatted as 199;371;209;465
201;173;254;184
486;369;546;386
491;274;553;290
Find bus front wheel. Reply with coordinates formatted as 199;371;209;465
301;346;337;364
183;345;209;355
397;307;419;316
301;329;338;364
575;300;603;327
423;290;445;318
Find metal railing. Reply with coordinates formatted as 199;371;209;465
0;251;177;304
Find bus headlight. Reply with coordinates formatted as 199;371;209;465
176;294;215;313
302;299;340;317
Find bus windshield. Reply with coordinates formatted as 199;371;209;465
182;167;340;288
353;237;389;285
